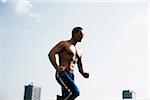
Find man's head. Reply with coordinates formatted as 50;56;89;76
72;27;84;42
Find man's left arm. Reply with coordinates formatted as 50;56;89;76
77;57;89;78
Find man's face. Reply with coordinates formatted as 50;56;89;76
74;30;84;42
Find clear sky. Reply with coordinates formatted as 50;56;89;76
0;0;149;100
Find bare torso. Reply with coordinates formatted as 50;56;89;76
58;41;80;73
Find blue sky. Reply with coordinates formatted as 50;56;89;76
0;0;149;100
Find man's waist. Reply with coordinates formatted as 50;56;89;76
56;69;73;75
60;65;74;72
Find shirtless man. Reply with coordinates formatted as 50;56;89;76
48;27;89;100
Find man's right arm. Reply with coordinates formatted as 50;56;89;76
48;41;65;71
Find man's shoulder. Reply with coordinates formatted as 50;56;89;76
58;40;67;45
56;40;70;49
59;40;73;45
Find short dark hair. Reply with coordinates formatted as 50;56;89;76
72;27;83;37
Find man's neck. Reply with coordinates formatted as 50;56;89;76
68;39;77;45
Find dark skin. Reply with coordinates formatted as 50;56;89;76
48;30;89;78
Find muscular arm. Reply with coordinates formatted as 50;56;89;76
77;57;84;75
77;57;89;78
48;41;65;70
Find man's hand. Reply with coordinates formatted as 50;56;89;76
82;72;89;78
57;66;66;72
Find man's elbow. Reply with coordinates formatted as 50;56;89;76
48;52;50;58
48;50;56;60
48;51;52;59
